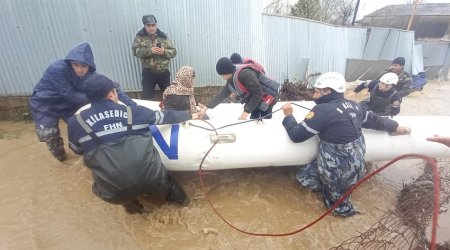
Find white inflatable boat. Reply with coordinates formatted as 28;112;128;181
79;99;450;171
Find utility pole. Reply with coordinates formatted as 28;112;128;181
352;0;361;26
407;0;420;31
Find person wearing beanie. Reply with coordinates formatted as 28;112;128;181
200;57;279;120
68;73;200;214
353;72;402;116
216;57;236;75
392;56;405;66
132;14;177;101
29;43;135;161
387;56;412;97
229;53;266;74
230;53;243;64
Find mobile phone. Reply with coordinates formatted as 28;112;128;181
156;42;161;48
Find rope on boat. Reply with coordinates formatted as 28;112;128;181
188;102;311;131
194;117;440;250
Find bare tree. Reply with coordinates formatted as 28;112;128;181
334;0;356;25
264;0;290;15
320;0;338;23
290;0;322;21
289;0;357;26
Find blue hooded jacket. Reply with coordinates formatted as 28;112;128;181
29;43;135;120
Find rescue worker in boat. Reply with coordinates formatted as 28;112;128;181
352;72;402;116
67;74;199;214
199;57;279;120
281;72;411;217
29;43;136;161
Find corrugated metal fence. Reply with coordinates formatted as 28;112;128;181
262;14;367;84
0;0;265;95
0;0;430;96
417;41;450;80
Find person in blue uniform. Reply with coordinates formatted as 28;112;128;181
67;74;199;214
281;72;411;217
29;43;136;161
353;72;402;116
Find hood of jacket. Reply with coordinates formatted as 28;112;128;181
65;43;96;72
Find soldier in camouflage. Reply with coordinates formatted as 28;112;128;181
387;57;412;98
282;72;411;217
132;14;177;100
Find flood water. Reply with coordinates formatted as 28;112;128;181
1;81;449;249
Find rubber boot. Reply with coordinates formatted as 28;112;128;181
122;199;144;214
46;136;66;161
166;179;190;206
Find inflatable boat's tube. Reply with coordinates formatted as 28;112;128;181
78;99;450;171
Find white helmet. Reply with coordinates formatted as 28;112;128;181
379;72;398;85
314;72;346;93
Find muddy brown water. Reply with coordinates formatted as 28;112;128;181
1;81;449;249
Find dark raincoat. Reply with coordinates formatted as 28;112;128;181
29;43;135;126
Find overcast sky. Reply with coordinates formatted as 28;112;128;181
265;0;450;20
357;0;450;19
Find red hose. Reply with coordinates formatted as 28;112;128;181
197;153;440;250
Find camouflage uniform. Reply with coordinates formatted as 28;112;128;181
35;125;66;161
297;136;366;216
132;28;176;100
395;71;412;98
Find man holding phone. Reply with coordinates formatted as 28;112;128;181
132;14;177;100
